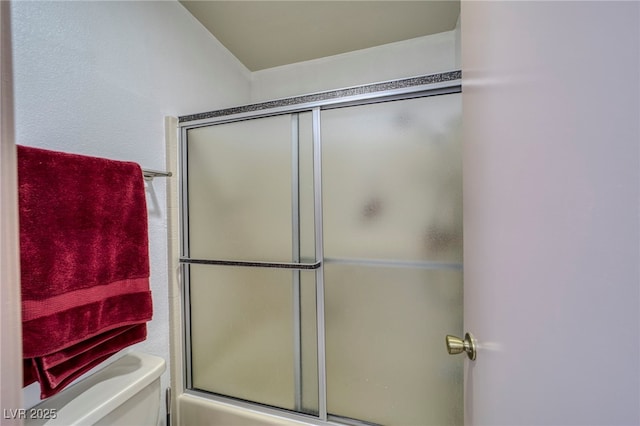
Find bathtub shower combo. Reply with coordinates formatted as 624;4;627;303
178;71;463;426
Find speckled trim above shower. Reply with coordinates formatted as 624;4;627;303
178;70;461;123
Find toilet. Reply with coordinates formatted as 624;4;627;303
25;352;166;426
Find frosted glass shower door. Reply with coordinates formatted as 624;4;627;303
182;90;463;425
185;113;319;415
322;93;463;425
187;114;314;262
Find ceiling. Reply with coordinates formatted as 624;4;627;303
180;1;460;72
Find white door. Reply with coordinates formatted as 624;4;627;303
461;1;639;425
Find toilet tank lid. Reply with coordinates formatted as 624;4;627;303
25;352;166;426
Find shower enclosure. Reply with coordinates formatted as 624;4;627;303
178;72;462;425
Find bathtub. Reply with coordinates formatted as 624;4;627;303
178;393;313;426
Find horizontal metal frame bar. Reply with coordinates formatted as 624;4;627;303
319;85;459;112
324;257;463;271
179;71;460;124
327;414;383;426
179;71;460;125
178;75;461;129
179;257;321;270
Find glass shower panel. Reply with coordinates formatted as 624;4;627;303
187;115;293;262
189;264;318;414
325;265;463;425
297;112;316;263
322;94;463;425
322;94;462;264
185;111;318;415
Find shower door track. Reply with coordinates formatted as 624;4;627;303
178;70;462;426
178;71;461;128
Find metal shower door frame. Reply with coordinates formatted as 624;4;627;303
178;72;462;425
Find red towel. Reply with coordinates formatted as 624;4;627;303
17;145;153;398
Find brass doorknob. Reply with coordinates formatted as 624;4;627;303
446;332;476;360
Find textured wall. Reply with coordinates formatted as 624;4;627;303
11;0;251;416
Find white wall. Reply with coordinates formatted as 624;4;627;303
11;0;251;417
250;29;458;102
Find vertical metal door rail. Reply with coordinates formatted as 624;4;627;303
312;107;327;421
180;126;194;390
291;113;303;411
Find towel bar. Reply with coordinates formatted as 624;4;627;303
142;169;172;181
